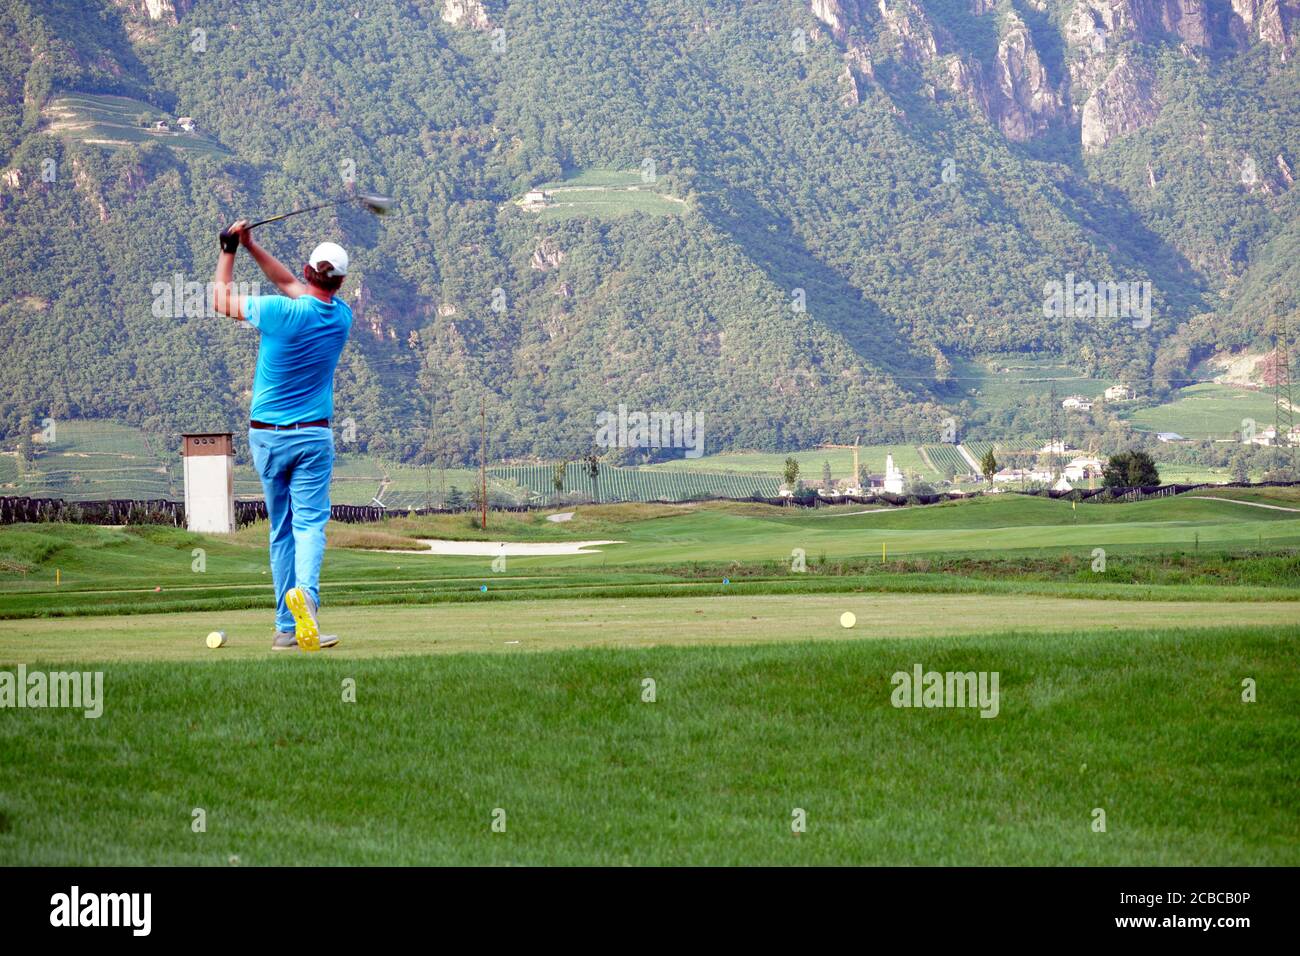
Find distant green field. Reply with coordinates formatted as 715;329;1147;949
638;444;934;479
492;463;778;503
43;93;230;156
0;417;1267;506
1125;383;1278;439
954;354;1111;421
2;420;478;505
517;168;685;221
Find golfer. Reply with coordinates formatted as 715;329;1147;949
211;221;352;651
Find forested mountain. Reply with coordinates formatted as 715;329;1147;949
0;0;1295;464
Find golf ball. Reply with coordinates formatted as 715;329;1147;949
205;630;227;649
839;612;856;629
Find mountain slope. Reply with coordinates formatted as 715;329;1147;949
0;0;1295;464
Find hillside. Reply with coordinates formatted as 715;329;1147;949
0;0;1296;467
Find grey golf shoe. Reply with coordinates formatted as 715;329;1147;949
272;629;339;651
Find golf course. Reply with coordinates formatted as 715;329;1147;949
0;490;1297;864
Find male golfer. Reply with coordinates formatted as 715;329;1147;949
211;221;352;651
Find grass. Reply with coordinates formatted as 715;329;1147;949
3;592;1300;662
1;628;1295;864
1124;383;1279;439
0;493;1295;865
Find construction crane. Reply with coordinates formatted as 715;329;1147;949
818;437;862;492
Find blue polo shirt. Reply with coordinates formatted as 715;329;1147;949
245;293;353;425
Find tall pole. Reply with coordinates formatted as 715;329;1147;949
480;397;488;530
1273;305;1296;476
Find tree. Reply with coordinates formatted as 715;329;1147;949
1102;449;1160;488
446;487;467;511
782;456;800;489
552;461;567;494
980;448;997;483
1231;451;1250;484
932;349;952;385
584;453;601;503
821;459;832;491
16;415;34;463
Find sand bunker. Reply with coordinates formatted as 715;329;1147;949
377;539;624;556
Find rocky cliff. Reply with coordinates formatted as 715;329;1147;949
810;0;1293;151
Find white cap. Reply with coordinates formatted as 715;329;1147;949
308;241;349;277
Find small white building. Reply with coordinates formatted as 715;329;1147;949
993;467;1054;484
1061;395;1093;411
1063;456;1104;481
1104;384;1135;401
1155;431;1187;443
182;433;235;534
520;190;550;210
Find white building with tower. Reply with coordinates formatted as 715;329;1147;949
883;454;905;495
182;432;235;534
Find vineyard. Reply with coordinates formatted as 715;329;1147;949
962;441;998;467
490;464;780;503
921;444;973;477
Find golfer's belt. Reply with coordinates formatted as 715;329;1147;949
249;419;330;430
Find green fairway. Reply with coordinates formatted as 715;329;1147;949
1;628;1295;865
5;591;1300;663
3;495;1299;621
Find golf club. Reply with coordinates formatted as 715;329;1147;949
245;191;394;230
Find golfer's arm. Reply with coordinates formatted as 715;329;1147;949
210;250;247;321
245;237;307;298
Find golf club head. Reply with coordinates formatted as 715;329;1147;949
357;193;393;216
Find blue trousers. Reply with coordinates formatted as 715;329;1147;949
248;427;334;633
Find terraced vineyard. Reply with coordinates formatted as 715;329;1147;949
516;168;686;221
491;464;779;503
42;93;231;157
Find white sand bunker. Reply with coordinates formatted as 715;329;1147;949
386;538;624;556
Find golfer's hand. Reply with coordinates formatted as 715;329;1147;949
229;220;255;247
219;221;244;254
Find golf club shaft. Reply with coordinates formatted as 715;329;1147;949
246;200;340;230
